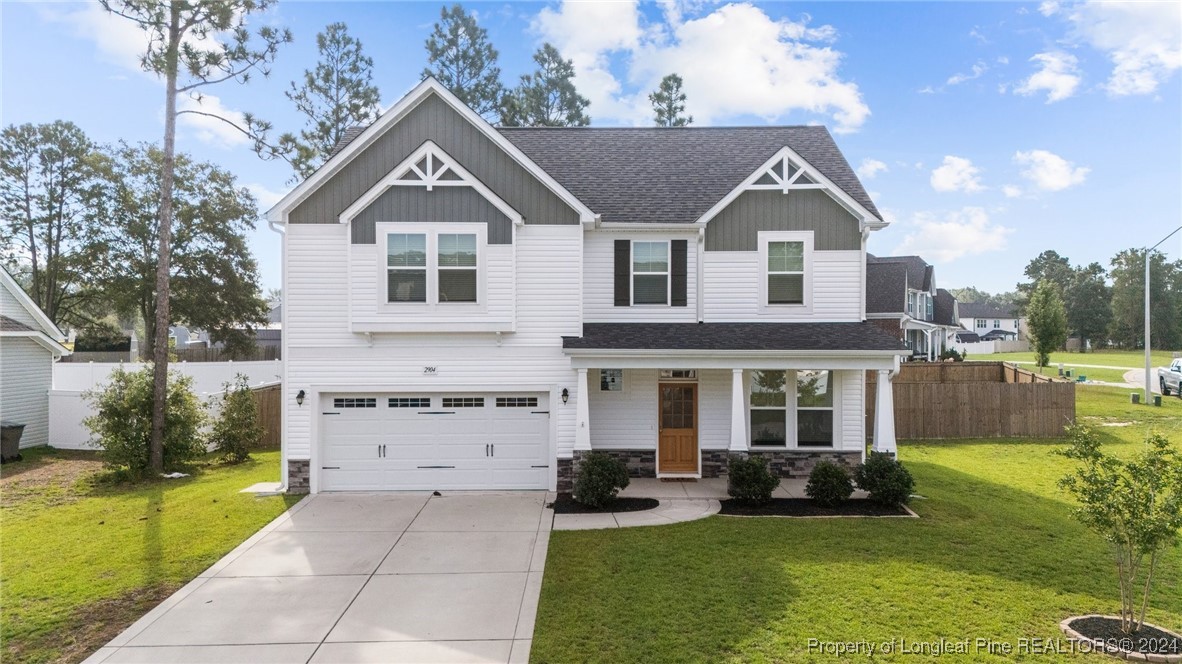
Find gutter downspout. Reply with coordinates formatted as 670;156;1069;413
266;218;289;494
696;228;705;323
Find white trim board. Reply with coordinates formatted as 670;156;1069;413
1;268;68;354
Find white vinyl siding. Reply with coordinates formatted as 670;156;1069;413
583;231;697;322
0;338;52;448
703;250;862;322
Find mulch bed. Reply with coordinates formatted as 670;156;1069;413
549;495;660;514
719;498;911;517
1066;616;1182;658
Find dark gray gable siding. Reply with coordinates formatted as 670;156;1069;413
704;189;860;252
352;187;513;244
289;93;581;227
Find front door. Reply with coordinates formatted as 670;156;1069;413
658;383;698;474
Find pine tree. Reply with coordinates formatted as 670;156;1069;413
280;23;381;180
423;5;503;120
500;43;590;127
650;74;693;127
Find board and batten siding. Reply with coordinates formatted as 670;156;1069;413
351;187;513;244
583;231;698;322
703;250;862;322
284;222;582;463
0;338;52;448
705;189;861;252
289;92;580;227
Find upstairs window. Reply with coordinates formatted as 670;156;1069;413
438;234;477;303
767;242;805;305
632;241;669;305
384;227;484;306
976;319;986;329
993;319;1000;328
387;233;427;303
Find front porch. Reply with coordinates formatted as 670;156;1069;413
559;322;909;493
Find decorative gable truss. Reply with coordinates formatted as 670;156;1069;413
694;145;885;230
338;140;524;225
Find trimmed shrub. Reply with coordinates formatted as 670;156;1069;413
210;374;263;463
805;461;854;507
83;365;206;477
854;452;915;507
573;453;630;508
727;455;780;504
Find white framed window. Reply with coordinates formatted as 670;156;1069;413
758;231;812;312
631;241;669;305
748;369;836;448
976;318;986;329
381;224;486;307
600;369;624;391
993;319;1000;328
659;369;697;380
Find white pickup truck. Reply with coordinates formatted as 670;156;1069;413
1160;358;1182;396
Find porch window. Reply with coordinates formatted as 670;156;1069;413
600;369;623;391
387;233;427;302
766;241;804;304
749;370;787;445
796;370;834;447
632;241;669;305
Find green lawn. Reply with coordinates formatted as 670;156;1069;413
1018;364;1131;384
532;387;1182;663
982;349;1179;370
0;449;297;664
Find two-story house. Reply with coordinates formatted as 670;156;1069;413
865;255;960;360
266;78;909;494
958;302;1022;341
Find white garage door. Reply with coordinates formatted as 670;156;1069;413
319;392;550;491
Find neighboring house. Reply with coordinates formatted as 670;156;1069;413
0;268;69;448
865;255;960;360
958;302;1023;340
265;78;909;494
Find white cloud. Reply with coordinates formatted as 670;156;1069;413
1039;1;1061;17
1002;184;1024;198
1014;51;1081;102
947;61;988;85
246;183;288;211
178;94;250;148
917;85;937;94
856;158;888;179
1063;1;1182;97
996;55;1010;65
531;1;870;132
1013;149;1090;191
930;156;985;193
894;207;1013;262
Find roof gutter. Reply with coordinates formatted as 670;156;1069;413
561;347;910;358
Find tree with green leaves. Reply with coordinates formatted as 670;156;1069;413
278;22;381;181
100;0;289;475
948;286;1018;309
1026;279;1068;366
650;73;692;127
90;143;268;362
1108;249;1181;350
1059;424;1182;636
423;5;503;120
0;121;109;326
1065;262;1112;352
499;43;590;127
210;374;264;463
1016;249;1074;315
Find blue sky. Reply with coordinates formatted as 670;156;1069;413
3;1;1180;295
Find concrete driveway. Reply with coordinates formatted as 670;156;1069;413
85;492;552;664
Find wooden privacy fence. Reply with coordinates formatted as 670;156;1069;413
867;362;1074;439
251;384;282;448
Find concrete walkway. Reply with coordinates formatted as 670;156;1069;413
85;492;552;664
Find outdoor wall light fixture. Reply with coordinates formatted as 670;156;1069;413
561;388;569;405
296;390;305;406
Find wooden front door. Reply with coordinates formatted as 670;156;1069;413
658;383;698;474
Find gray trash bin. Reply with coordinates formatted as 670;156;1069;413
1;421;25;463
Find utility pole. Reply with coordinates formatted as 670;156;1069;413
1144;225;1182;404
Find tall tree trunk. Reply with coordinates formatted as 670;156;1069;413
149;6;181;474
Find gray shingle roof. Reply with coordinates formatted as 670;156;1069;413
866;262;909;314
0;315;34;332
498;126;879;225
958;302;1019;319
563;322;907;352
868;254;933;292
934;288;958;326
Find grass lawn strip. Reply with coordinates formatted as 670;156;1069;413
0;448;295;664
532;386;1182;663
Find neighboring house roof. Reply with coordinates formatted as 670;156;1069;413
268;304;282;325
980;328;1018;340
0;268;69;356
563;322;907;352
867;254;933;292
959;302;1019;319
495;127;879;225
934;288;959;327
865;261;910;315
954;329;981;342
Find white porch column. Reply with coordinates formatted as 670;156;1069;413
574;368;591;451
872;369;897;455
729;369;748;452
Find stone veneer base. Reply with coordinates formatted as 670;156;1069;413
736;450;863;478
287;459;310;494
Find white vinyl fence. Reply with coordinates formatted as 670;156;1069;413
50;360;283;450
949;339;1031;356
